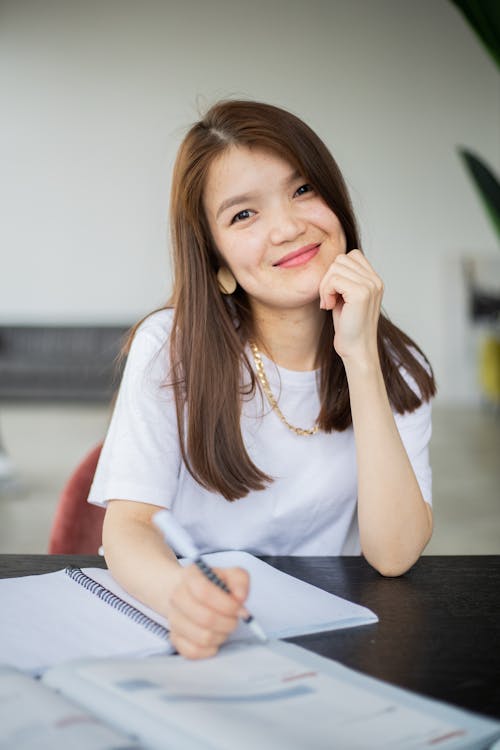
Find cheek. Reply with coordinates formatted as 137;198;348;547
311;206;347;253
303;200;340;228
337;225;347;253
315;212;346;247
210;231;240;269
217;233;264;272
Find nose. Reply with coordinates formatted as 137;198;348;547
269;202;306;245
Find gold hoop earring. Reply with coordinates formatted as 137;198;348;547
217;267;237;295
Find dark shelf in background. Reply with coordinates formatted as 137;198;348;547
0;325;131;403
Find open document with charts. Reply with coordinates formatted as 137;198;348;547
1;640;499;749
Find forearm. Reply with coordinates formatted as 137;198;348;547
102;500;183;618
103;500;250;660
345;358;433;577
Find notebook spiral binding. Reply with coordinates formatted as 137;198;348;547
65;567;169;640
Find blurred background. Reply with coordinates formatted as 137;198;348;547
0;0;498;554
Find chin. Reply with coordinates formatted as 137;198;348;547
283;292;321;310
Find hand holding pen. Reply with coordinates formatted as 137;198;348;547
153;510;267;659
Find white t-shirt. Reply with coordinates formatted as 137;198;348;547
88;309;432;556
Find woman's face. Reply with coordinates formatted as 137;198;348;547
203;145;347;316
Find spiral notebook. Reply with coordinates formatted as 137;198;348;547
0;550;377;674
65;566;169;640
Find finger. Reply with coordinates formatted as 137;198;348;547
320;270;376;310
347;248;370;268
185;565;249;616
345;250;383;287
346;247;366;262
169;612;233;650
335;253;382;288
320;256;371;303
335;254;374;281
221;567;250;604
320;289;339;311
169;589;239;635
170;632;219;660
327;263;372;286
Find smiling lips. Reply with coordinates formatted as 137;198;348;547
273;243;321;268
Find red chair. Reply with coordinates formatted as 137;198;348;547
48;444;105;554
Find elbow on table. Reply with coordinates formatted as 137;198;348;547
363;506;434;578
363;540;430;577
365;541;430;577
369;557;417;578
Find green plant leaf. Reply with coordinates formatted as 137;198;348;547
458;148;500;241
450;0;500;69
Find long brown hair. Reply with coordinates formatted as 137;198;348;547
158;99;436;501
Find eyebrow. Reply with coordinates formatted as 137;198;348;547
216;192;256;221
215;169;302;221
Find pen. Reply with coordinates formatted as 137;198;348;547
153;510;267;643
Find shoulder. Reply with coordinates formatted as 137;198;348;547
125;308;175;385
132;308;175;347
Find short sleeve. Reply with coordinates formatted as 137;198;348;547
393;399;433;505
393;353;433;506
87;311;181;508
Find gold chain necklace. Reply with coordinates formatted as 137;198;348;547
249;341;319;437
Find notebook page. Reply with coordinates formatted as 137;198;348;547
0;552;376;673
201;551;377;638
0;570;171;674
87;550;377;640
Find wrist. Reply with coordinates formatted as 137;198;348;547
341;349;381;377
343;352;389;406
162;558;184;598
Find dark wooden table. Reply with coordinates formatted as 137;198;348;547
2;554;499;720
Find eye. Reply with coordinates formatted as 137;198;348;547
230;209;255;225
294;183;314;197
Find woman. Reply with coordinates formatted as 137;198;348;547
89;100;436;658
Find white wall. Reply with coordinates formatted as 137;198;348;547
1;0;498;403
